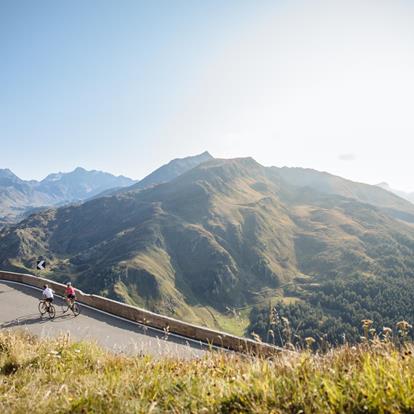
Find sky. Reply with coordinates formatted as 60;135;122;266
1;0;413;191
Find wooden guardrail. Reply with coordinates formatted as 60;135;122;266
0;270;281;356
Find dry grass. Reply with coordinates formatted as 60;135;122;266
1;330;414;413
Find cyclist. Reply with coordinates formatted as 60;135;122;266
64;282;76;309
42;284;54;310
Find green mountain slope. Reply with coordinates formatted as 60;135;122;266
1;157;413;336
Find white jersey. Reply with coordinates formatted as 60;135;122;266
42;287;54;299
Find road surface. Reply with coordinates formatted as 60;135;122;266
0;280;208;359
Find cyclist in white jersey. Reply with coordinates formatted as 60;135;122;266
42;284;54;309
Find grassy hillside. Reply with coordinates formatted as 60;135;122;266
1;157;414;337
1;330;414;413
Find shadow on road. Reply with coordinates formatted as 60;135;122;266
52;311;77;323
0;288;15;295
1;310;78;329
1;312;47;328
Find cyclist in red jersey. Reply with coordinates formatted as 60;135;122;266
64;282;76;308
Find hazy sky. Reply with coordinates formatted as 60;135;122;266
1;0;413;191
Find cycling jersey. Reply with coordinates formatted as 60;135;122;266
65;286;76;296
42;287;54;299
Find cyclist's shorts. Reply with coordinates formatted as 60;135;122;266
45;298;53;303
67;294;76;300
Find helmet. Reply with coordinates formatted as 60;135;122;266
66;282;72;286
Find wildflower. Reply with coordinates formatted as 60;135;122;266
361;319;373;342
361;319;373;328
382;327;393;343
305;337;315;346
396;321;412;331
396;320;412;346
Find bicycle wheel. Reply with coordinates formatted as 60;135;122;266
72;303;80;317
61;304;70;314
48;304;56;319
38;301;47;315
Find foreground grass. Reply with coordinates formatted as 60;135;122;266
1;331;414;413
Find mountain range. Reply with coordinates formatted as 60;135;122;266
1;155;413;338
0;152;213;226
0;167;134;226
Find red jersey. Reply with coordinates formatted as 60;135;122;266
65;286;75;296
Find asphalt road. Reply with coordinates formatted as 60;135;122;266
0;280;208;359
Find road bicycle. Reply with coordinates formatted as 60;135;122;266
62;298;81;316
38;299;56;319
